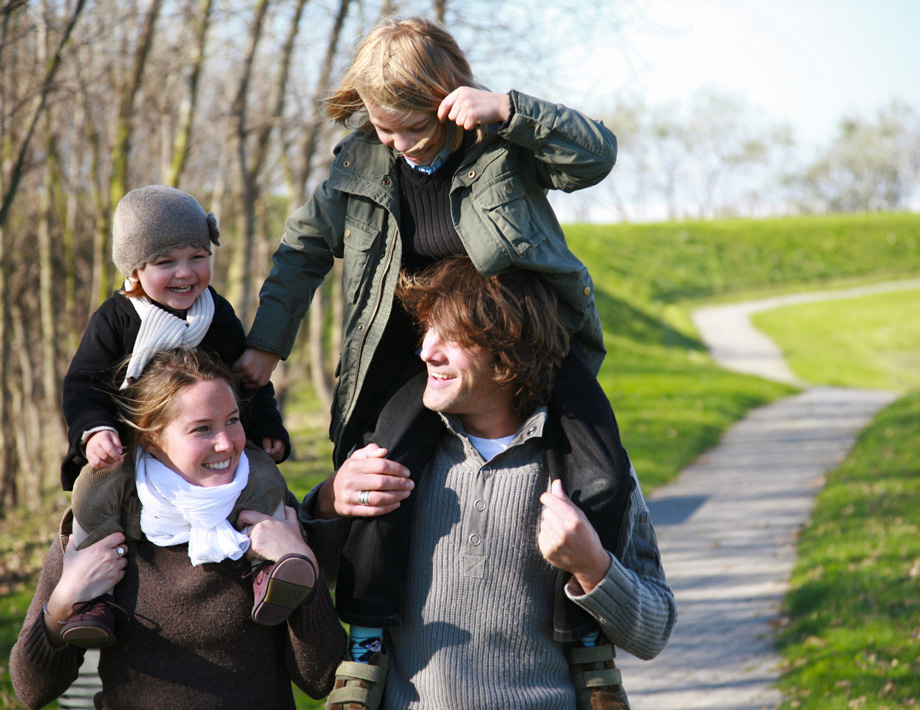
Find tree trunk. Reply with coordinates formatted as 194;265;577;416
104;0;164;301
38;124;66;490
163;0;213;187
226;0;270;322
0;0;87;231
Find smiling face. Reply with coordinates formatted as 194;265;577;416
363;99;448;167
419;326;523;439
134;245;211;310
142;379;245;487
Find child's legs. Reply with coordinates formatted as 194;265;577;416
71;518;116;598
70;462;135;549
548;346;636;642
551;346;634;551
337;371;442;627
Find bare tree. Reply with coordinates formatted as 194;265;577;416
224;0;270;321
99;0;164;302
789;101;920;213
163;0;214;187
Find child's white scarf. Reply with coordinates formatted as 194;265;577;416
135;449;251;566
121;285;215;389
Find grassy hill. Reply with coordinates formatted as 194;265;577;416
2;211;919;709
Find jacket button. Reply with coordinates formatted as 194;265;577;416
343;160;351;167
468;170;476;179
383;177;391;186
345;229;352;238
357;323;364;331
583;286;591;296
503;183;513;194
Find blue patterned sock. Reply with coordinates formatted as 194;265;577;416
349;625;384;663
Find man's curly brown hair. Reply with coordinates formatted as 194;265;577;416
396;256;570;417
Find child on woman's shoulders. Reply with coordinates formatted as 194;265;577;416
58;186;296;647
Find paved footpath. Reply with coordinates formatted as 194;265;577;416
616;281;919;710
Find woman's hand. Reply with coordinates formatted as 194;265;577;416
239;506;314;565
438;87;511;130
232;347;280;389
538;479;611;594
44;533;128;645
315;443;413;519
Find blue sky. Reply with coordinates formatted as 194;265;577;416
546;0;920;149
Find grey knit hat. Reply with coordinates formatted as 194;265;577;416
112;185;221;277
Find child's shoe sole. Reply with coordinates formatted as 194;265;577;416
251;553;317;626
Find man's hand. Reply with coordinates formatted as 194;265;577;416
315;443;414;519
438;87;511;130
539;479;611;594
85;430;124;469
232;347;280;389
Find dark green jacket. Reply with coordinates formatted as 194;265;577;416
248;90;617;449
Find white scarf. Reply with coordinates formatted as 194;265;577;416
135;449;251;566
121;284;215;389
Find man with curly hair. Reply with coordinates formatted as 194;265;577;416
305;256;676;710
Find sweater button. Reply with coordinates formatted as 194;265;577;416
481;466;492;478
474;499;486;511
469;534;482;546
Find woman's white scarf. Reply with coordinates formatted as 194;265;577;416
135;449;251;566
121;284;215;389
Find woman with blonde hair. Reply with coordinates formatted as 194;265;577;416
11;348;345;709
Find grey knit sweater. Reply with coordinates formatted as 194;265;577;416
302;409;676;710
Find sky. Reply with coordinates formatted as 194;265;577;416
545;0;920;150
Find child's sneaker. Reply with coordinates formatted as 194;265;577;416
325;649;389;710
565;637;630;710
250;553;317;626
60;594;118;648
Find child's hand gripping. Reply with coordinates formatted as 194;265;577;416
85;430;125;470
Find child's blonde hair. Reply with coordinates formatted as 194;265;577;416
325;16;488;153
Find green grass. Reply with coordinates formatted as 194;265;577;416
3;211;920;708
777;391;920;710
753;288;920;391
567;213;920;304
738;278;920;708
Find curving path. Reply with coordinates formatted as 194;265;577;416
615;281;917;710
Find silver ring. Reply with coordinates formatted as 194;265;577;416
116;546;126;559
358;490;371;506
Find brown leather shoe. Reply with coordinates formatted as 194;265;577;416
251;553;317;626
61;594;117;649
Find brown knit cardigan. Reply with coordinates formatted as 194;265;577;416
10;531;346;709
